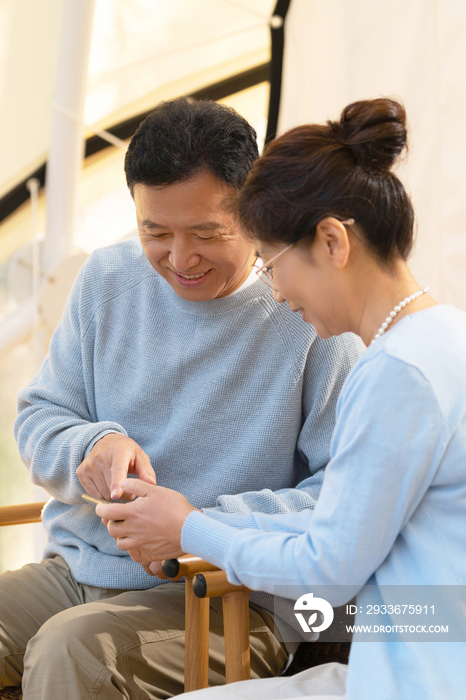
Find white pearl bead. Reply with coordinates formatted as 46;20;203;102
372;287;428;344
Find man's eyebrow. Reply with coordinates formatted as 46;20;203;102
139;220;224;231
140;220;164;229
187;221;224;231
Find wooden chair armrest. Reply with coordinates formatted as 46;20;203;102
0;502;47;527
161;555;219;580
192;570;250;598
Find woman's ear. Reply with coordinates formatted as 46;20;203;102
315;217;350;269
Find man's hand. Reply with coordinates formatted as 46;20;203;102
77;434;156;501
95;479;199;561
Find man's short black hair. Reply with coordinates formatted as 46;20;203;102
124;98;259;195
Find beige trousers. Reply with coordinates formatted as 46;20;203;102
0;556;287;699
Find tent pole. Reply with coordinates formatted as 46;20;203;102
43;0;96;275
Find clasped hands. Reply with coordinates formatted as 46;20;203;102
77;433;198;573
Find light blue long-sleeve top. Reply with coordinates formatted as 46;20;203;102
13;239;362;592
182;305;466;700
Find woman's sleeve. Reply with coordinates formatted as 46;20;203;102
182;353;447;603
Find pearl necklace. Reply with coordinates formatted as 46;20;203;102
371;287;429;344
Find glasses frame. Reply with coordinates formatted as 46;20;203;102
254;244;294;289
254;218;355;290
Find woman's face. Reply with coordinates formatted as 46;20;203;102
257;232;349;338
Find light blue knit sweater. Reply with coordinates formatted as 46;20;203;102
14;239;362;590
182;305;466;699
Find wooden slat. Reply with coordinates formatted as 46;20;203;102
223;591;251;684
184;576;210;692
0;502;46;526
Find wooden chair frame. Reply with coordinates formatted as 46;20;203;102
0;503;250;693
161;555;251;691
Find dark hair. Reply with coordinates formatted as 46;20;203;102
124;98;259;195
236;98;415;265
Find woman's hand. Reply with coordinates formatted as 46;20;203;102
96;479;199;562
138;561;168;578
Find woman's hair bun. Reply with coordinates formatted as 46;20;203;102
331;98;408;170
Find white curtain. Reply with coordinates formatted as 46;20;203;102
279;0;466;309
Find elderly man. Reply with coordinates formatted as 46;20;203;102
0;99;362;699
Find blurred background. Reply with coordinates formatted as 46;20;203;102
1;0;465;572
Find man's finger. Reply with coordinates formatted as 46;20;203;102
77;462;112;501
110;456;131;500
133;451;157;485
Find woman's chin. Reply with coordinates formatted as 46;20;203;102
298;310;335;339
310;319;334;339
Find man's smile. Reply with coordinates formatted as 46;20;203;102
169;268;212;287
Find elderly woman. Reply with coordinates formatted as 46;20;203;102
97;98;466;700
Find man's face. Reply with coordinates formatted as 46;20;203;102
134;171;255;301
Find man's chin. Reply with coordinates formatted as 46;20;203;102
172;286;220;302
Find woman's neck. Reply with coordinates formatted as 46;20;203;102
349;260;438;346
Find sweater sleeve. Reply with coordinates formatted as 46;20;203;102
209;331;364;516
13;256;127;504
182;354;447;605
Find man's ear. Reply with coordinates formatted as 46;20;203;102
315;218;350;269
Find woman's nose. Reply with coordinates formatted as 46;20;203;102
273;287;286;304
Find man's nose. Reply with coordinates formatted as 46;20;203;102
168;242;201;271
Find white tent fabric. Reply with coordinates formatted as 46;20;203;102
0;0;63;199
0;0;273;199
86;0;273;130
279;0;466;311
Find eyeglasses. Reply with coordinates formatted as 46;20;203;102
254;244;294;289
254;219;355;290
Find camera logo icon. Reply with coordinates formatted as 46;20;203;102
294;592;334;633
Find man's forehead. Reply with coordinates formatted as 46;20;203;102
133;179;239;232
134;175;234;205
